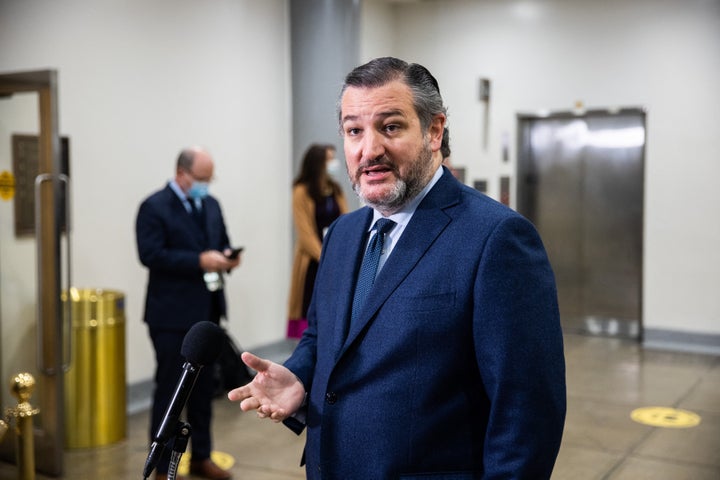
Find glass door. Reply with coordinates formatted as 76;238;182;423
0;70;68;476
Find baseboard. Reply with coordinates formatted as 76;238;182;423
127;379;153;415
643;328;720;356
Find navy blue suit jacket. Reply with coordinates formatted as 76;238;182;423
136;184;231;331
284;168;566;479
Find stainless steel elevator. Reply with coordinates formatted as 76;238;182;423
516;108;645;339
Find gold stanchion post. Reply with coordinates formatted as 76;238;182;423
0;417;8;442
6;372;40;480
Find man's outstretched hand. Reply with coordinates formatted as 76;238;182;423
227;352;306;422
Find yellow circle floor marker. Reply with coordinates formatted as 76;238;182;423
178;450;235;475
631;406;701;428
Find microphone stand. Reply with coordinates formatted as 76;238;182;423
142;421;192;480
168;422;192;480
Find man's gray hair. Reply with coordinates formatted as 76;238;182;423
338;57;447;132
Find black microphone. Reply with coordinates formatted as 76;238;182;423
142;321;224;479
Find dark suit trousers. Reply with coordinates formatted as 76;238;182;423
148;327;215;473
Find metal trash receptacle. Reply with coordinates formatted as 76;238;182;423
63;287;126;449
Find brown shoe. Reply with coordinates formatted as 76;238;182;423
189;459;232;480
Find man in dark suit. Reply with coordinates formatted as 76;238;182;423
136;146;239;480
229;57;566;479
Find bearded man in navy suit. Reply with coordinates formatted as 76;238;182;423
136;146;239;480
229;57;566;479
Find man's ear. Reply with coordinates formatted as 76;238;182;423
427;114;446;151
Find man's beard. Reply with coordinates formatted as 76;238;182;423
352;139;434;214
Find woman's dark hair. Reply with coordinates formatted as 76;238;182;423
293;144;341;202
338;56;447;132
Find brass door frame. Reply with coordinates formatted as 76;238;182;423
0;69;66;475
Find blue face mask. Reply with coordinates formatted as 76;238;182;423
188;181;210;200
326;157;342;176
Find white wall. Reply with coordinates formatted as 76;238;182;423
362;0;720;337
0;0;292;384
1;0;718;393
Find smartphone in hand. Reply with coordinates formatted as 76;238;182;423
226;247;244;260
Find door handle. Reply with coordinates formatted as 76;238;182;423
34;173;72;375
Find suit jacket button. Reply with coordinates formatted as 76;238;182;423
325;392;337;404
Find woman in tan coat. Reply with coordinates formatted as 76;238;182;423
287;144;348;338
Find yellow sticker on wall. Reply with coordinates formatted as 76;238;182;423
631;406;701;428
0;170;15;201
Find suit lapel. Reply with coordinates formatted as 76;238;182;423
341;169;462;352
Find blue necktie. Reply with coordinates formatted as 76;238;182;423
350;218;396;324
188;198;203;226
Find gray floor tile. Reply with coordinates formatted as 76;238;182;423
562;398;652;453
1;334;718;480
678;360;720;414
608;456;720;480
551;444;623;480
633;410;720;468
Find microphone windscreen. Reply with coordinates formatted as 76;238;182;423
181;321;225;366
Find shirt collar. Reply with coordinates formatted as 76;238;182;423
169;180;187;201
170;180;200;213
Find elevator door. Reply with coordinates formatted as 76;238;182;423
517;109;645;339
